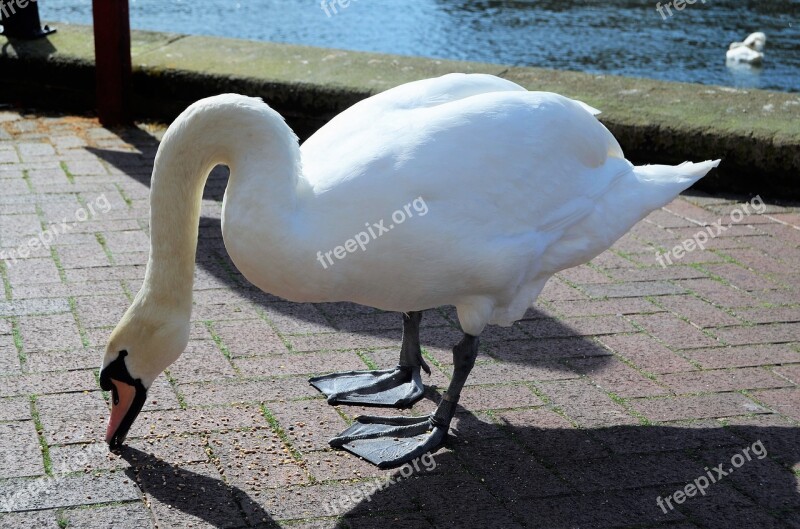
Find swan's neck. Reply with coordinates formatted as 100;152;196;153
140;96;300;314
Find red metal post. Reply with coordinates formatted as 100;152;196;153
92;0;132;126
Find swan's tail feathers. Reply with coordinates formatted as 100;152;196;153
633;159;721;207
635;159;720;187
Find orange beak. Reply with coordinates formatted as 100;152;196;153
106;379;139;445
99;350;146;448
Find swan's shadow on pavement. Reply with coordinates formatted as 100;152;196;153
120;420;799;529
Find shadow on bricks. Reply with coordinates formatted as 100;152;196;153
114;422;799;528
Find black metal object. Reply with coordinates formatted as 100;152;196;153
0;0;56;39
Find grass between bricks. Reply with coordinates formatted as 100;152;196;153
29;395;53;475
11;317;27;366
0;260;12;300
259;404;304;463
67;296;91;349
94;232;115;265
205;321;233;361
163;370;188;409
355;350;378;370
59;161;75;184
21;169;34;193
113;182;133;207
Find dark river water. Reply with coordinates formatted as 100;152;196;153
40;0;799;92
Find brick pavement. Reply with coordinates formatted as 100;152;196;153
0;109;798;528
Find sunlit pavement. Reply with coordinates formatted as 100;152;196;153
0;110;798;528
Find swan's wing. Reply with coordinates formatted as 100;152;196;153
299;86;629;287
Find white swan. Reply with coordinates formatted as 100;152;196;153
744;31;767;52
100;73;719;467
726;45;764;65
728;31;766;65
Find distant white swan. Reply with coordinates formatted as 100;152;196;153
728;31;766;65
727;45;764;65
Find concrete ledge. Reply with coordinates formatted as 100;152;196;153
1;23;798;198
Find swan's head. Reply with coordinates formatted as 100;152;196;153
100;302;189;448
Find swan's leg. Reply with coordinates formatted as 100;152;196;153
308;311;431;408
328;333;479;468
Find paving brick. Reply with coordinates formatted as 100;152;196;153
455;437;569;500
0;421;45;478
0;472;139;512
167;340;236;384
0;397;31;421
547;297;661;317
774;364;800;385
519;314;637;338
0;370;96;398
537;378;638;427
7;259;61;287
751;388;800;421
73;295;128;328
630;312;720;349
606;265;709;282
287;330;401;353
676;480;787;529
212;319;289;357
653;294;742;328
0;298;70;317
133;459;247;529
0;345;21;376
589;420;743;455
60;503;154;529
629;393;768;422
235;351;368;378
179;376;318;407
582;281;685;299
555;264;613;285
0;510;59;528
657;367;790;394
461;360;579;385
733;306;800;325
17;313;84;353
712;323;800;346
684;344;800;369
703;262;784;291
538;277;587;301
126;405;268;441
596;334;697;374
701;446;800;512
559;451;701;493
566;356;671;398
513;486;685;528
24;348;101;373
209;430;308;491
676;277;760;308
36;390;108;444
489;337;612;363
265;400;348;452
456;383;543;410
